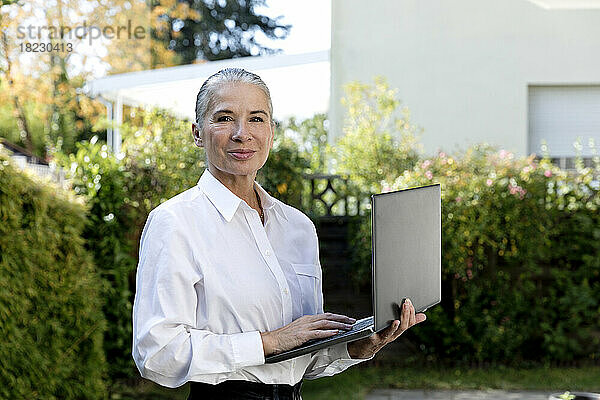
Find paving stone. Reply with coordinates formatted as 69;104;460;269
365;389;552;400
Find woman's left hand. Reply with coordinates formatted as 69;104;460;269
347;298;426;359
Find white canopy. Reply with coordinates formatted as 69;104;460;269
84;50;330;122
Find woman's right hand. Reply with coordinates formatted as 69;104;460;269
260;313;356;357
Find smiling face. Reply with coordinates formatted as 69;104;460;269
193;81;274;183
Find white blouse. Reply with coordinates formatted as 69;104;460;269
132;169;366;388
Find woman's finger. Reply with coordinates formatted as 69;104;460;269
409;302;416;327
313;313;356;324
415;313;427;324
390;324;405;341
311;329;341;340
378;320;399;344
400;300;411;331
311;319;353;331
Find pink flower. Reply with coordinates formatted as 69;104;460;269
422;160;431;169
544;170;552;177
486;179;493;186
455;196;462;203
499;150;508;159
439;152;446;158
425;170;433;180
466;269;473;279
509;184;527;199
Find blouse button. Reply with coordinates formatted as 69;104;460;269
265;250;271;256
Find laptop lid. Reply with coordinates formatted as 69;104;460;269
372;184;441;331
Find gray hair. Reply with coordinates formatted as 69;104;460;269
194;68;274;129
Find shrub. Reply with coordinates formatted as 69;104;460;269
331;78;422;194
281;113;329;173
60;137;138;381
351;145;600;364
257;124;311;210
0;154;107;399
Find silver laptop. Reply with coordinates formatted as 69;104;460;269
265;184;441;363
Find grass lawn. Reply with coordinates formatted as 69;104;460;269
301;364;600;400
111;365;600;400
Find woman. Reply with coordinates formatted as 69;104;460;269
132;68;426;400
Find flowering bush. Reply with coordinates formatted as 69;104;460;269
351;144;600;363
389;145;600;363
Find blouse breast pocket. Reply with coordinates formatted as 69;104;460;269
292;263;321;316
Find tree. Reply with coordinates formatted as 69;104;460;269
0;27;34;153
152;0;290;64
0;0;105;157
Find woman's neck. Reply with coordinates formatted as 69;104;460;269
208;166;261;213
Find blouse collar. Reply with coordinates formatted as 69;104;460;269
197;169;288;223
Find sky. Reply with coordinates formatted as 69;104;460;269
70;0;331;78
254;0;331;55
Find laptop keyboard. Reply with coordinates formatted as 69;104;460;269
303;316;374;347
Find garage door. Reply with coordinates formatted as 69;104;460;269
528;85;600;161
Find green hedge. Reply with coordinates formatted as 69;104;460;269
0;154;107;399
62;137;139;381
350;145;600;364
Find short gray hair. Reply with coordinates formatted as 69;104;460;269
194;68;274;129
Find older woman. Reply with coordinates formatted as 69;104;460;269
132;68;426;400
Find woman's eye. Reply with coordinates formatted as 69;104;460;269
217;115;233;122
250;116;264;122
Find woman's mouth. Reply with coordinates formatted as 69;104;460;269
228;151;256;160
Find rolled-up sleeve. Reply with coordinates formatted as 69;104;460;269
132;208;265;388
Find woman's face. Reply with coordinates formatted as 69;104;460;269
195;82;274;180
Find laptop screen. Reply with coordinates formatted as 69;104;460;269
372;184;441;331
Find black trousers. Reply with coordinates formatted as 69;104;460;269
188;380;303;400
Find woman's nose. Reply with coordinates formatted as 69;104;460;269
231;121;252;141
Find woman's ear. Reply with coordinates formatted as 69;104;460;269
192;122;203;148
268;122;275;149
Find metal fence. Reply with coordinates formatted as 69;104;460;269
302;173;370;218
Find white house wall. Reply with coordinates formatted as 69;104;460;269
330;0;600;156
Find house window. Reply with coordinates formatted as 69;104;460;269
528;85;600;170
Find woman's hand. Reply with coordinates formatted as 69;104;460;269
260;313;356;357
347;298;426;359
